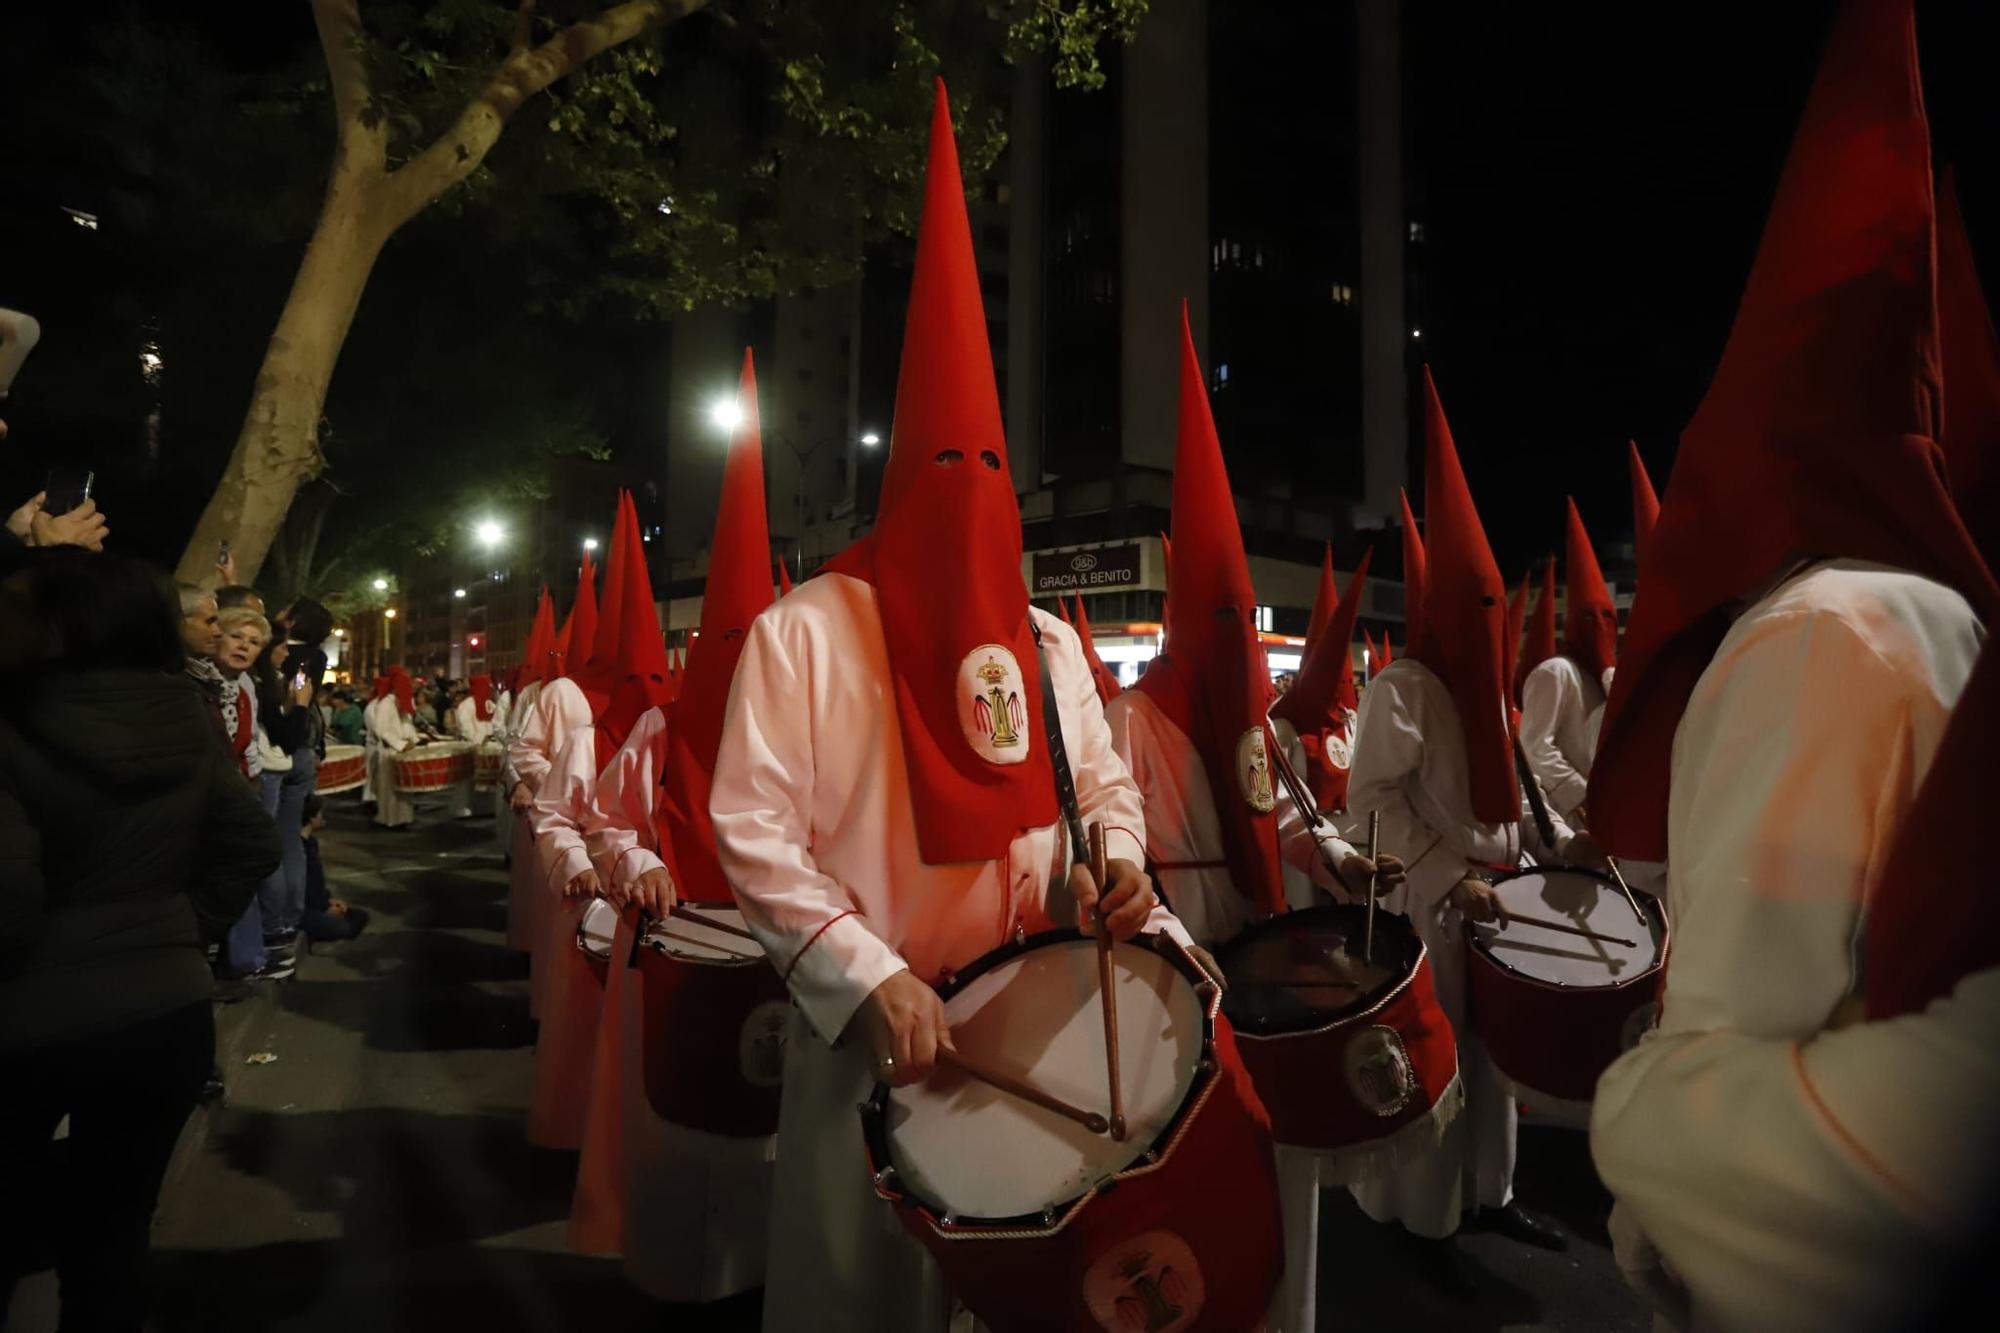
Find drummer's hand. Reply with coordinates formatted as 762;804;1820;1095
565;867;601;899
1070;858;1154;940
508;781;535;813
628;866;677;916
1339;852;1406;896
1563;831;1611;873
1449;876;1506;924
849;969;954;1088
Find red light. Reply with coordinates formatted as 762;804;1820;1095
469;636;482;647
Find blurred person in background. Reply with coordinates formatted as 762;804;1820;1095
253;635;318;972
0;547;279;1330
299;794;368;946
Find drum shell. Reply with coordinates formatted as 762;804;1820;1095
638;936;788;1138
318;745;366;795
473;743;504;791
393;744;471;793
1228;943;1458;1153
1468;907;1666;1104
880;1014;1280;1333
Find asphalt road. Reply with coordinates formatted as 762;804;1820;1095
42;797;1647;1331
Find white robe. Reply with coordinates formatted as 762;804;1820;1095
364;696;422;828
1103;687;1362;1333
709;575;1191;1333
1591;561;1984;1328
570;708;776;1301
501;679;548;945
1518;654;1607;819
1343;657;1575;1238
525;679;602;1148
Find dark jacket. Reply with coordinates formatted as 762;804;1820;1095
0;670;280;1049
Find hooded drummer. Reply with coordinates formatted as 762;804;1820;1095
709;82;1195;1333
1587;2;1994;1323
1518;500;1619;821
1103;309;1403;1332
1345;369;1601;1287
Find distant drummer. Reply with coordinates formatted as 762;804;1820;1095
1102;307;1403;1333
710;83;1192;1333
363;666;423;829
1517;499;1619;822
1345;370;1605;1291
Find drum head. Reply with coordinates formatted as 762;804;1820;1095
883;935;1204;1223
1217;904;1419;1037
1474;868;1664;988
642;906;765;966
577;898;619;961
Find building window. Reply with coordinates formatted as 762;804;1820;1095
1331;282;1354;305
1213;362;1230;390
1408;221;1426;243
1256;605;1274;632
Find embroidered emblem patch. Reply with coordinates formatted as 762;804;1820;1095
738;1001;791;1088
1082;1229;1204;1332
1343;1024;1417;1117
1324;713;1356;772
959;644;1030;764
1235;727;1277;813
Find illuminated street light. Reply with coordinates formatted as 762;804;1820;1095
583;537;599;552
474;518;504;548
859;430;882;447
383;608;398;620
708;394;744;433
372;577;389;591
453;588;467;599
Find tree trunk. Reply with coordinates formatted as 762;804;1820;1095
174;176;392;586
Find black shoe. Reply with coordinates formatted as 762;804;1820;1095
1413;1235;1479;1302
1479;1202;1568;1251
248;956;296;981
263;934;298;961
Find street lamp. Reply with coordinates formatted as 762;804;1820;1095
582;536;599;552
859;430;881;448
373;577;389;592
474;517;504;549
383;608;398;619
708;395;744;433
453;588;467;599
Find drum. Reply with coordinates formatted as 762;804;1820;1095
1216;904;1460;1168
575;897;620;985
317;744;366;795
862;929;1282;1333
392;742;472;793
473;741;504;792
1467;867;1669;1105
637;904;789;1138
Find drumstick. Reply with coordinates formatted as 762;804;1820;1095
1604;855;1649;928
935;1047;1110;1136
1089;823;1127;1142
1364;811;1381;965
1499;913;1637;948
669;903;759;943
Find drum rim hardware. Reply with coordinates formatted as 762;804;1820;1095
858;927;1221;1240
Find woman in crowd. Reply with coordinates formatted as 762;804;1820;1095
253;632;319;972
215;606;285;979
0;547;279;1330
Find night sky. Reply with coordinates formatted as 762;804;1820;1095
2;2;1994;582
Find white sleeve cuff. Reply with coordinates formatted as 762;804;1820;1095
545;843;593;896
613;846;667;895
785;913;909;1047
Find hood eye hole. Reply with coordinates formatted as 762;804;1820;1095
934;449;964;467
979;450;1001;471
1480;595;1499;607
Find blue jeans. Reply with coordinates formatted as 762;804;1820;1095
257;748;317;938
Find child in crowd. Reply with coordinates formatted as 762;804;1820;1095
300;795;369;944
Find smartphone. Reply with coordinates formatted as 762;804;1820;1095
216;539;232;569
43;467;94;517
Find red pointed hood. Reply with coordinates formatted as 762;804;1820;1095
820;80;1056;864
1055;595;1073;625
1563;498;1619;681
470;674;494;721
1380;637;1393;667
517;587;555;690
1408;367;1518;823
1273;545;1372;732
1517;558;1558;697
1594;0;1998;859
1866;643;1999;1020
594;493;675;762
389;666;415;717
776;558;794;597
555;551;598;683
371;676;390;702
1938;171;2000;571
1628;442;1661;573
1399;489;1427;648
1134;305;1288;916
658;349;777;903
1306;545;1339;646
1362;629;1378;677
1504;570;1530;706
574;492;631;702
1072;596;1122;705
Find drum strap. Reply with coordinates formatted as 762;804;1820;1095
1510;729;1558;851
1031;623;1089;866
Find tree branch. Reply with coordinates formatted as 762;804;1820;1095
511;0;541;57
310;0;386;175
384;0;708;226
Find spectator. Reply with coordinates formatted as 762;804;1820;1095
177;582;228;744
299;794;368;945
252;634;318;969
328;687;366;745
214;606;285;980
0;547;279;1329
